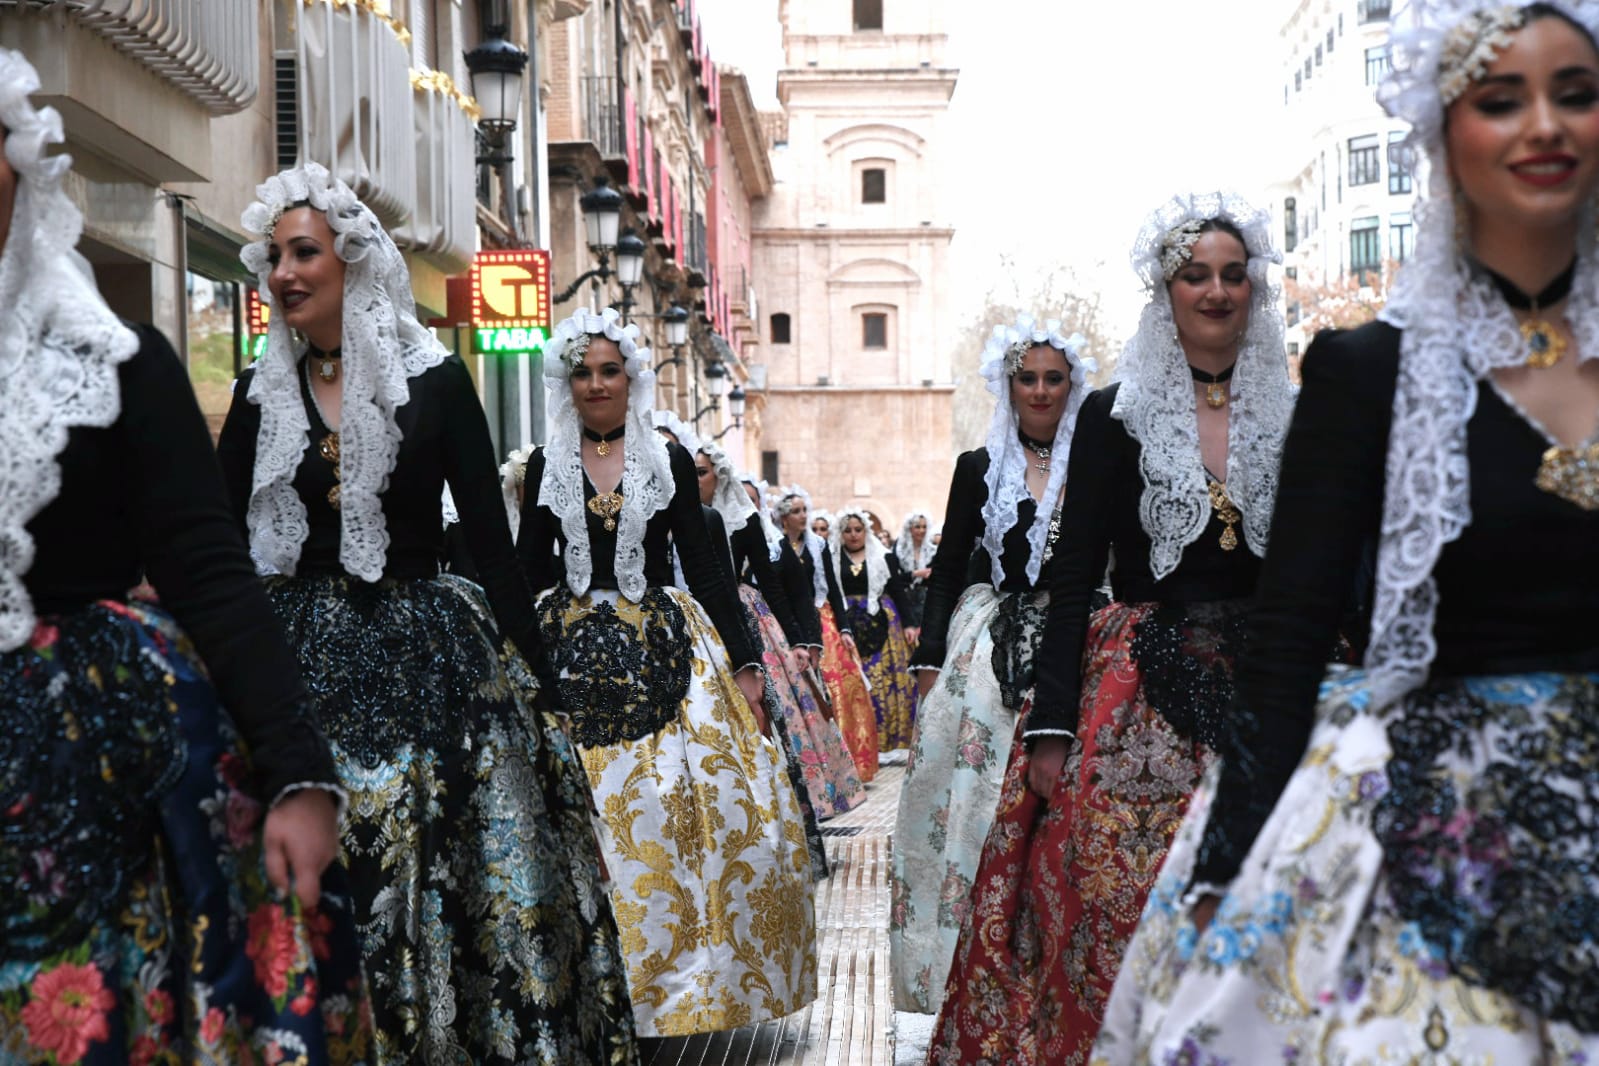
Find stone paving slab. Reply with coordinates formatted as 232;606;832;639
640;762;908;1066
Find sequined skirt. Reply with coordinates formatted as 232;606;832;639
849;595;918;752
1093;668;1599;1065
0;599;371;1063
543;585;819;1038
264;574;637;1065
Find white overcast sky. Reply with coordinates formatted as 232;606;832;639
693;0;1290;341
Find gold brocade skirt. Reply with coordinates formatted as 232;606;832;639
542;586;819;1038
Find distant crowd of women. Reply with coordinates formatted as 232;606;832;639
8;0;1599;1061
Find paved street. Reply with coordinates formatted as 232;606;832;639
641;757;934;1066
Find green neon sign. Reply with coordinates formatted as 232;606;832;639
474;326;549;354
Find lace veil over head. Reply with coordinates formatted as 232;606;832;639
0;48;139;651
978;314;1097;587
1112;190;1294;579
829;506;890;614
238;163;448;581
539;307;675;600
652;408;702;453
896;510;936;573
1366;0;1599;707
700;441;757;542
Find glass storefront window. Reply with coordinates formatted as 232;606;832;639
185;271;243;438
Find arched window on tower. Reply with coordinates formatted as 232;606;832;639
770;313;792;345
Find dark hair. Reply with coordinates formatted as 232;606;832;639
1194;218;1247;249
1524;3;1599;54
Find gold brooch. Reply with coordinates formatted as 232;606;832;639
1522;319;1567;370
319;432;342;511
1535;442;1599;511
587;491;624;531
1208;480;1241;551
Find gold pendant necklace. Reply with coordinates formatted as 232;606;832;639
1479;258;1575;370
1190;363;1235;409
1207;479;1241;551
587;491;624;532
584;426;625;457
1521;319;1567;370
848;558;864;577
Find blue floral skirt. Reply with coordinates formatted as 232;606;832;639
265;574;637;1064
0;599;371;1064
1094;668;1599;1064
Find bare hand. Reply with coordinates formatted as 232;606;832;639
914;568;933;581
1190;894;1222;935
736;667;769;734
843;633;858;655
916;669;939;700
1027;737;1072;800
904;627;921;645
263;788;340;911
791;646;813;670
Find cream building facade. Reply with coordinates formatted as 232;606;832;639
750;0;958;528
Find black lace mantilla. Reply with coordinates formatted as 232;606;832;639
1;605;186;959
1372;673;1599;1031
264;574;534;769
539;587;693;748
1127;599;1248;751
846;597;891;658
990;589;1049;713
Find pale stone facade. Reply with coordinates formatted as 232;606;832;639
749;0;958;529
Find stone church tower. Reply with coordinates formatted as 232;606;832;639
750;0;958;529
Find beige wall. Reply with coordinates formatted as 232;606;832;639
749;0;959;530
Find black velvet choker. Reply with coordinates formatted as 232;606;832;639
1018;429;1054;452
583;425;626;457
1189;362;1236;409
1477;257;1577;311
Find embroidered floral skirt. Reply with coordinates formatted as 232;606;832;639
848;595;919;753
265;575;636;1065
890;586;1048;1015
540;585;819;1038
0;599;371;1064
820;601;879;783
741;584;865;821
1092;667;1599;1065
928;600;1225;1066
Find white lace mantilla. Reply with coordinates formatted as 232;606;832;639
803;530;830;607
239;164;446;582
539;308;673;601
703;441;757;549
977;314;1097;587
1113;191;1294;580
895;510;936;573
829;506;890;613
0;51;139;651
1368;0;1599;707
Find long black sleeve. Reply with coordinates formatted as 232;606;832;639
913;450;986;668
883;554;919;626
215;367;261;540
514;450;561;595
780;541;824;647
1191;326;1395;886
736;517;806;646
667;445;762;669
437;358;543;666
820;543;851;635
1023;388;1119;740
705;508;763;656
124;328;337;803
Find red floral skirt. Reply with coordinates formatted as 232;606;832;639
928;601;1219;1065
819;602;879;784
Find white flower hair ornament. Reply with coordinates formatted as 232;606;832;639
976;312;1097;586
0;48;139;653
236;163;449;582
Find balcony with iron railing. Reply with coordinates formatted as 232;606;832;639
1358;0;1391;23
582;75;626;160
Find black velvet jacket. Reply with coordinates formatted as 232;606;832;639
913;448;1061;669
1024;383;1264;739
1193;321;1599;885
33;325;337;803
515;442;761;670
217;354;543;667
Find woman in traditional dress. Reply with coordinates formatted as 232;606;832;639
1096;5;1599;1061
928;193;1294;1065
777;490;880;784
830;506;922;751
889;316;1094;1017
0;53;369;1062
697;447;865;820
217;164;635;1064
517;308;817;1038
810;510;833;540
896;509;938;628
